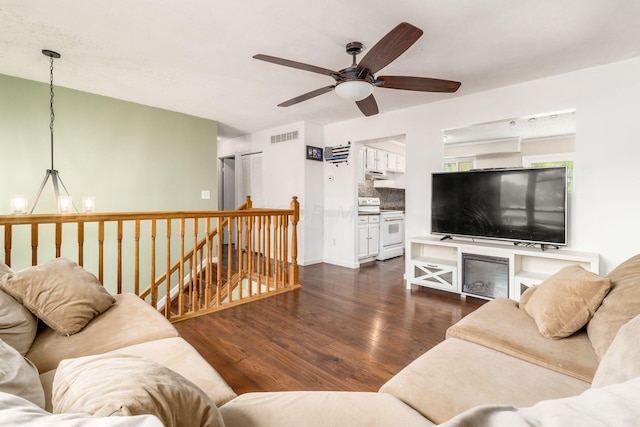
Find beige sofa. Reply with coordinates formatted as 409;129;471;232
2;255;640;426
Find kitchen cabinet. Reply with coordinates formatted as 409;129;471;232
358;215;380;259
385;152;405;172
365;148;383;171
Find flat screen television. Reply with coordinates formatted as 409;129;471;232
431;167;567;246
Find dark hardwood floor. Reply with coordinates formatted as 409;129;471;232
174;256;485;395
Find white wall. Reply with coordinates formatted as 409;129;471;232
323;57;640;274
218;121;324;265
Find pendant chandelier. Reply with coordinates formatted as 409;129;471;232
29;49;77;214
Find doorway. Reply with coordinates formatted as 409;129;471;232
218;156;236;244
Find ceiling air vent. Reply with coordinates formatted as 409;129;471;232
270;130;299;144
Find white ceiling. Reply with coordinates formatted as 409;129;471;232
1;1;640;141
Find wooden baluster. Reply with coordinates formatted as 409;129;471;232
55;223;62;258
98;221;105;284
245;214;254;299
265;216;271;290
227;216;234;303
273;215;280;288
150;220;156;308
165;220;171;319
257;215;263;295
134;220;140;296
204;218;212;309
194;219;207;309
192;219;199;312
3;225;11;267
77;222;84;267
279;215;285;287
216;217;223;307
289;196;299;286
283;214;289;286
30;224;38;266
179;218;185;316
117;220;123;294
235;218;243;301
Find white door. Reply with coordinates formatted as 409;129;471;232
240;152;263;207
218;156;236;244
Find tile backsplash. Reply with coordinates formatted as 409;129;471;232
358;180;405;210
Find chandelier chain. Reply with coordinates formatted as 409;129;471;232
49;55;55;170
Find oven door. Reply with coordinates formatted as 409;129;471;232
381;217;404;247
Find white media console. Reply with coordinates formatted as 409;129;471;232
406;236;600;302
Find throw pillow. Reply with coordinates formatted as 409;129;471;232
591;314;640;388
0;391;164;427
0;261;11;277
587;253;640;359
0;338;45;409
0;257;115;335
52;354;225;427
519;264;611;339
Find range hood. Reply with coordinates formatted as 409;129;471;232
365;169;389;180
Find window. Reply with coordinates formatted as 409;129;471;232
523;154;574;192
444;158;475;172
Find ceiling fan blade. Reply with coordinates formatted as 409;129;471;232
356;94;379;117
357;22;423;75
254;54;338;78
378;76;461;93
278;85;336;107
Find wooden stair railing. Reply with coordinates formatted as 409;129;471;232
0;196;300;323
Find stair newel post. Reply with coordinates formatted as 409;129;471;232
289;196;299;287
245;195;252;209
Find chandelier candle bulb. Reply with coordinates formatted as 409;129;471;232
58;195;73;214
82;196;95;213
9;195;28;214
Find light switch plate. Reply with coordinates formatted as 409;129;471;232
201;190;211;200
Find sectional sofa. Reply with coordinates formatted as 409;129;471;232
1;254;639;426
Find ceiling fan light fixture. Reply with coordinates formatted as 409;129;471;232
335;80;373;101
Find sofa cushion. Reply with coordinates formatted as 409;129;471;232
0;338;45;409
0;257;115;336
446;298;599;382
0;391;164;426
220;391;434;427
592;314;640;388
0;286;38;356
379;337;590;424
438;377;640;427
588;254;640;359
26;293;180;373
0;262;38;356
519;265;610;339
52;354;225;427
108;337;237;407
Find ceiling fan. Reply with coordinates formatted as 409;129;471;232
253;22;461;117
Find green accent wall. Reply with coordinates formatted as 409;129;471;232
0;73;217;214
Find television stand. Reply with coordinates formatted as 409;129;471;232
406;236;599;302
